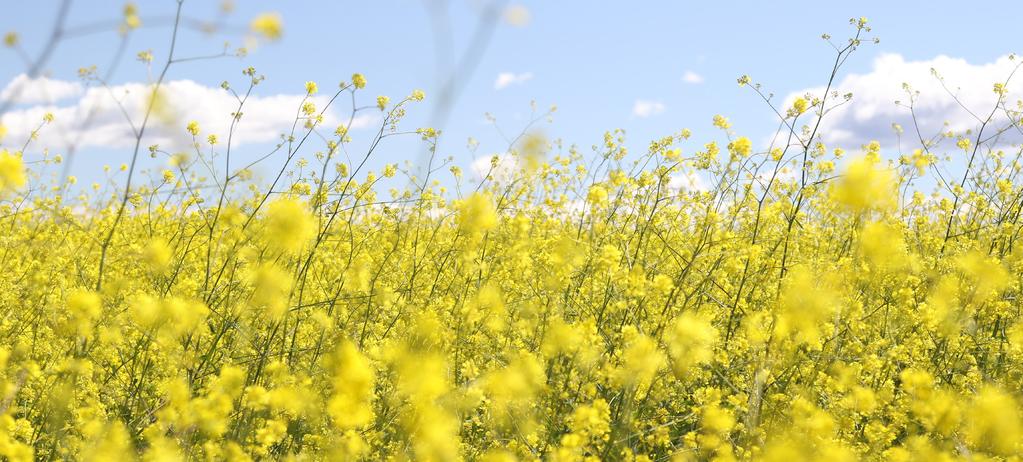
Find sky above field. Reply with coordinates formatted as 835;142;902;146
2;1;1023;188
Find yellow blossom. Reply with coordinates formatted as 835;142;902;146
250;12;283;40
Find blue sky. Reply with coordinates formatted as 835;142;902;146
2;1;1022;188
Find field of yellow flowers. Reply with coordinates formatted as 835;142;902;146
2;13;1023;462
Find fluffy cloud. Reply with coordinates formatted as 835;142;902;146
471;153;519;182
0;75;377;152
494;72;533;90
669;170;708;192
632;99;666;118
781;53;1023;149
682;70;704;84
1;74;83;105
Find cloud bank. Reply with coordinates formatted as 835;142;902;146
0;74;377;152
781;53;1023;149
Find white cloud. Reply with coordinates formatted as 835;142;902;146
0;77;377;151
781;53;1023;149
753;165;799;188
669;170;708;192
632;100;666;118
1;74;83;104
339;113;379;130
424;206;449;220
471;153;519;182
494;72;533;90
682;70;704;84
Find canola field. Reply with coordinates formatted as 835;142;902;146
1;12;1023;462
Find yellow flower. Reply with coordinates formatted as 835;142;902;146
791;97;808;115
123;3;141;29
482;352;545;423
965;386;1022;456
587;184;609;207
141;238;172;273
712;114;731;129
857;221;907;270
263;197;316;254
0;149;26;192
329;342;376;430
614;330;666;389
457;193;498;234
956;250;1010;301
250;12;283;40
728;136;752;159
248;263;292;318
3;31;17;47
776;266;837;345
666;312;718;376
302;101;317;116
831;153;896;212
67;289;102;335
351;73;367;89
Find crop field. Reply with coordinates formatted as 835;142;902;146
1;4;1023;461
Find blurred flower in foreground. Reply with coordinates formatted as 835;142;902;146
0;149;26;193
250;12;283;40
503;4;531;27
